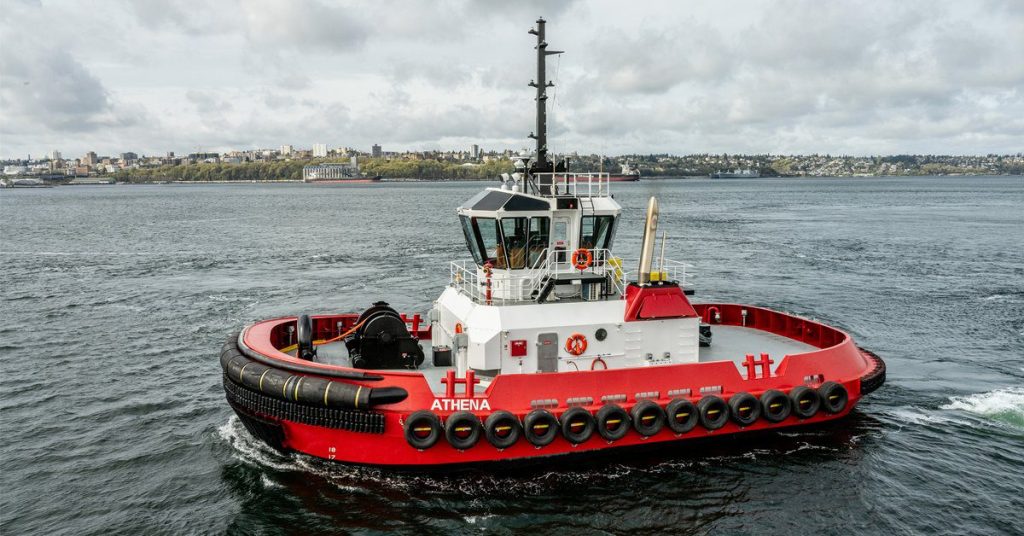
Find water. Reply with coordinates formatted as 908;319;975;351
1;176;1022;535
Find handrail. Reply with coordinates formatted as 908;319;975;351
525;172;611;198
450;248;640;304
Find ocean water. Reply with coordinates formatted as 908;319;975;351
1;176;1022;535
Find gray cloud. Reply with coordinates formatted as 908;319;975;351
0;4;149;144
1;0;1022;158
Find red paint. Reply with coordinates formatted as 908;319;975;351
441;369;480;398
623;283;698;321
510;340;527;357
233;303;879;467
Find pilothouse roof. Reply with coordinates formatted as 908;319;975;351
460;190;551;212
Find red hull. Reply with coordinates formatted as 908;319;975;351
606;174;640;182
306;178;381;184
221;303;884;468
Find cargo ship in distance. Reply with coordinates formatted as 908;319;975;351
303;157;381;184
607;161;641;182
711;169;761;179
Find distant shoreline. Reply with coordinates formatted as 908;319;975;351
5;173;1021;189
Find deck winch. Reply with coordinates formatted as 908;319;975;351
346;301;424;370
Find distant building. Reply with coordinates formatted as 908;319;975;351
280;144;293;156
312;143;327;157
166;151;175;159
471;144;480;160
372;144;382;158
84;151;98;166
50;150;62;161
121;152;138;162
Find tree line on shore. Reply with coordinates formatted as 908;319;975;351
113;158;515;182
111;153;1023;183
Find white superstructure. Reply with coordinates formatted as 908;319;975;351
430;170;699;378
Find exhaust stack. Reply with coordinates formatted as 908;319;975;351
637;196;659;285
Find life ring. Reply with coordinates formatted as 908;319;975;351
404;410;442;449
571;248;593;270
444;411;482;450
728;392;761;426
560;407;596;445
484;410;521;449
565;333;588;356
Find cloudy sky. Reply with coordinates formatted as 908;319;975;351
1;0;1022;159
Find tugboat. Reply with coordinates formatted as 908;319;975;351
219;19;885;468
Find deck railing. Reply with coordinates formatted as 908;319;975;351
450;248;645;304
525;172;611;198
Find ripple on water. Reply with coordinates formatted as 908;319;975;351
3;178;1024;534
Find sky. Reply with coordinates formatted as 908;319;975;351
1;0;1023;159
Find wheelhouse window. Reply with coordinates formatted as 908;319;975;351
528;217;550;267
499;216;550;269
580;215;616;250
501;218;528;269
462;215;551;269
474;217;506;268
459;215;484;265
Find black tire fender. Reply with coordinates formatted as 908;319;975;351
523;409;559;447
665;398;698;434
790;385;821;419
444;411;482;450
818;381;849;414
760;389;792;423
596;404;630;441
484;410;521;449
697;395;729;430
560;407;596;445
630;399;666;437
404;410;441;449
728;392;761;427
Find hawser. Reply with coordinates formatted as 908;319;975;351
219;18;885;468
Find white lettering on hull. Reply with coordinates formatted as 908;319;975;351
430;399;492;412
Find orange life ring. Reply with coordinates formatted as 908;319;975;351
571;248;593;270
565;332;588;356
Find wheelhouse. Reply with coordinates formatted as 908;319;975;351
452;174;623;303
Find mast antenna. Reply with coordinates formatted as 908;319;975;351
528;17;562;175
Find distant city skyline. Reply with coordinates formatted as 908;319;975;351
2;1;1022;159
